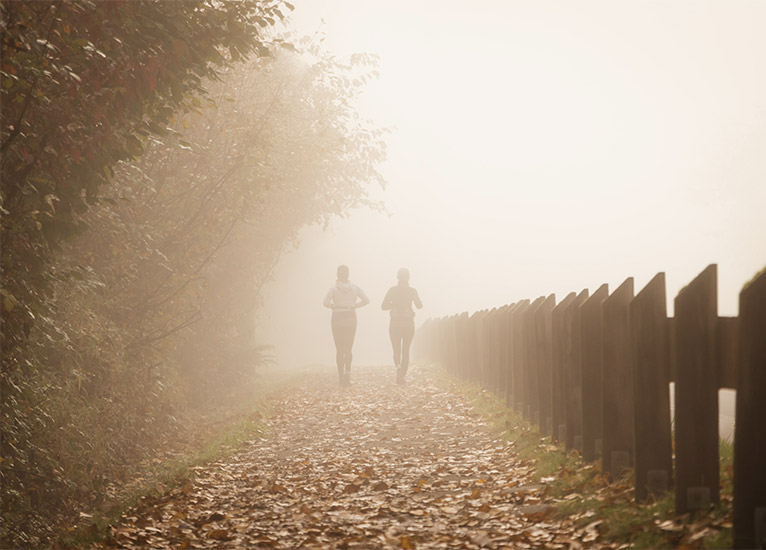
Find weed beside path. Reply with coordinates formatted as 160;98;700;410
92;365;620;549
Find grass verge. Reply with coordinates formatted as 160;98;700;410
424;362;734;549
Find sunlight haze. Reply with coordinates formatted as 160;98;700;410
256;1;766;368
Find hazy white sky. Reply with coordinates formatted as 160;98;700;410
257;0;766;368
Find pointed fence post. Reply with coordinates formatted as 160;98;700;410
631;273;673;501
512;301;531;413
733;268;766;549
447;315;457;375
445;315;458;374
486;309;496;387
551;292;576;443
457;312;470;380
564;289;589;451
523;296;545;422
498;304;513;401
602;278;634;480
507;300;529;409
674;264;719;513
436;317;445;370
480;309;492;387
491;306;506;394
450;315;460;375
468;312;480;382
489;308;501;390
580;283;608;462
536;294;556;436
473;310;487;384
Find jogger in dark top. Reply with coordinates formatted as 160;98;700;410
381;268;423;385
323;265;369;386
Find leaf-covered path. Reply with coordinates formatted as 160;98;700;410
100;366;616;549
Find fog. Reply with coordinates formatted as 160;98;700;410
256;0;766;369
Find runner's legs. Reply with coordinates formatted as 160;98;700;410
332;311;357;376
400;319;415;374
389;322;403;367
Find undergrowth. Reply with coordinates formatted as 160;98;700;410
57;366;305;549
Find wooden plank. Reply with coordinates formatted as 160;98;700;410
414;319;427;363
492;306;510;395
523;296;545;421
435;317;445;369
580;283;608;462
483;308;498;389
564;289;589;451
602;277;634;480
536;294;556;436
551;292;577;443
468;311;481;383
512;301;533;413
443;315;457;374
451;315;461;374
450;315;460;374
436;317;446;370
631;273;673;502
450;315;459;376
474;310;489;385
488;307;500;390
484;308;495;389
733;269;766;549
498;304;513;401
674;264;719;514
459;312;471;380
506;300;529;409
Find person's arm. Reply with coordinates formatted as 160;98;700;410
323;287;334;308
381;287;393;310
413;288;423;309
356;286;370;308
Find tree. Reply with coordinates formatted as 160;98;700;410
1;17;387;544
1;0;290;364
2;2;295;545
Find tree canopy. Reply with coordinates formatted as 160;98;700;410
1;2;386;546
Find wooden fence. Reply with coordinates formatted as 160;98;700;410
415;265;765;550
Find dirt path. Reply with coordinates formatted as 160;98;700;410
99;366;615;549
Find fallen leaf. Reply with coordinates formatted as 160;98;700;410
208;528;233;541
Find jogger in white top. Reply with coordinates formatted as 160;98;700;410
323;265;370;386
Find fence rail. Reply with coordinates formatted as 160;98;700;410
415;265;765;550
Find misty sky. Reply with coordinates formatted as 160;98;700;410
256;1;766;368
